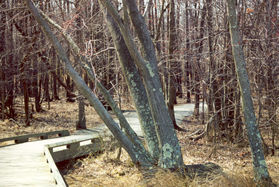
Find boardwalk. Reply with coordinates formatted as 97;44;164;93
0;104;198;187
0;141;57;187
0;132;102;187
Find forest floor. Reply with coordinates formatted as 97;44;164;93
0;98;278;186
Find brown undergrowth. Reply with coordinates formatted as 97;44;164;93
59;116;279;186
0;98;278;186
0;98;103;140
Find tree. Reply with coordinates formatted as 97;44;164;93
206;0;222;136
103;6;160;160
264;0;278;156
22;0;277;182
193;2;206;119
183;1;191;104
25;0;184;169
99;0;184;168
75;0;86;130
166;0;186;132
226;0;272;183
0;0;6;120
167;0;177;128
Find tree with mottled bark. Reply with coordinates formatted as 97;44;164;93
25;0;185;170
226;0;272;184
99;0;184;168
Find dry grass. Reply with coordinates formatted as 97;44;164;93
0;98;103;139
60;147;258;187
0;98;278;186
56;115;279;187
59;115;279;186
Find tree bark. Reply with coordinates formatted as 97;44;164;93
76;95;86;130
6;11;15;118
265;0;278;156
167;0;177;128
75;1;86;130
104;10;160;161
21;56;30;126
0;1;6;120
32;57;41;112
184;2;191;104
206;0;222;138
100;0;184;168
193;4;206;119
226;0;272;183
124;0;184;168
52;47;59;100
166;0;186;132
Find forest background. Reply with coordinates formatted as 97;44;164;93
0;0;278;186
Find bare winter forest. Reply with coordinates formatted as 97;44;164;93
0;0;278;186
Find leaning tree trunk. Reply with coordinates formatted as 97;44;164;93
104;10;160;160
40;7;151;160
25;0;154;167
38;8;146;155
27;0;183;170
226;0;272;183
100;0;184;168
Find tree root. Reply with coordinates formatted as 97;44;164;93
141;162;223;181
182;162;223;179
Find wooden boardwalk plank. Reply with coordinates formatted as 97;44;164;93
0;142;57;187
0;134;102;187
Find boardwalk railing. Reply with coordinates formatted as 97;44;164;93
0;130;70;144
43;134;104;186
44;146;68;187
45;134;103;162
0;130;104;186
